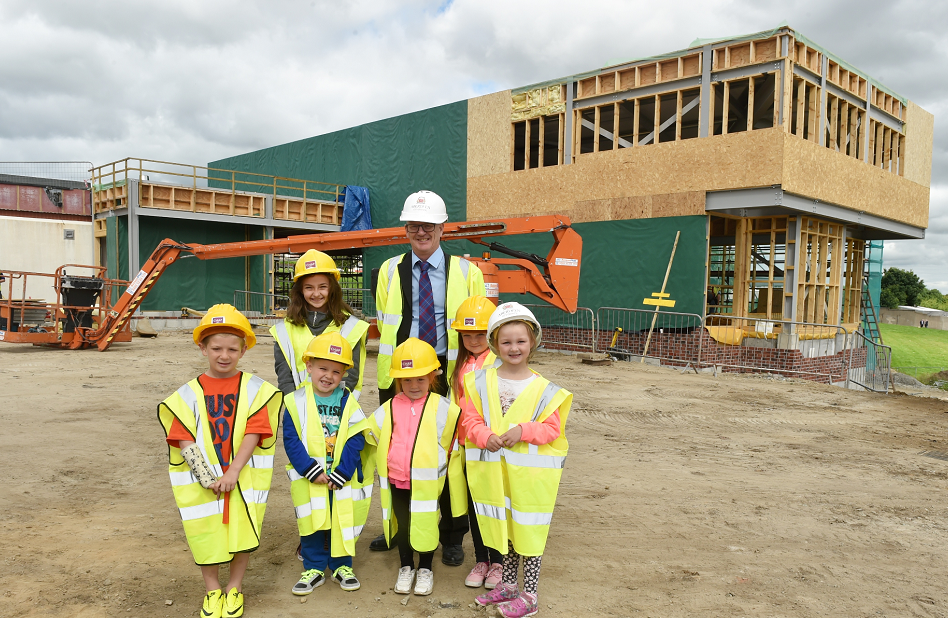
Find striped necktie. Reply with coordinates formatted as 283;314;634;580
418;261;437;348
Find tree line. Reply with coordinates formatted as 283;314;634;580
880;268;948;310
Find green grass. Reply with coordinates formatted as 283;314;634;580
879;323;948;382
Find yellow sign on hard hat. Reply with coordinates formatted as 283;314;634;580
294;249;341;281
302;331;354;369
192;303;257;349
388;338;441;378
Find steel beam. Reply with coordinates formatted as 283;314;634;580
699;44;712;138
564;81;574;164
705;187;925;239
573;75;701;110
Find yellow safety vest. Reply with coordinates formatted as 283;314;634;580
464;367;571;557
270;315;370;399
157;373;282;565
369;394;461;552
283;384;375;556
375;254;485;389
447;350;498;517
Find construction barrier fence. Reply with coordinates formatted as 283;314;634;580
847;331;891;392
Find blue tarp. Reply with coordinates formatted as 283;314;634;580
341;185;373;232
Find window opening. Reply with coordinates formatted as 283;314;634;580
658;93;677;143
637;96;656;145
579;108;596;154
528;118;540;169
512;121;526;171
617;100;636;148
680;88;700;139
598;104;615;151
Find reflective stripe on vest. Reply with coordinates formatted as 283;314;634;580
294;496;328;519
180;499;224;521
177;382;217;471
339;315;359;338
272;321;305;387
377;312;401;326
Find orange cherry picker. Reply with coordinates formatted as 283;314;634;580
0;215;582;351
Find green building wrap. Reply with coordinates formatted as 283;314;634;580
210;101;469;229
134;218;268;311
491;216;708;318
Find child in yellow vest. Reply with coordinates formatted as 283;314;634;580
368;338;462;597
271;250;370;399
283;332;372;595
447;296;504;589
158;305;282;618
462;303;572;618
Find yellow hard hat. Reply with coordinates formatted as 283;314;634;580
192;303;256;349
451;295;496;331
388;338;440;378
294;249;341;281
301;331;353;369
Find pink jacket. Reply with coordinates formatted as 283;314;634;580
387;393;426;490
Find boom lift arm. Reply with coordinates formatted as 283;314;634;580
92;215;582;351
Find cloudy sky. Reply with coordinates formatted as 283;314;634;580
1;0;944;290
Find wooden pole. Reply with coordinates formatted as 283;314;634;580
641;231;681;362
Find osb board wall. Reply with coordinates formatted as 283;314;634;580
467;91;511;179
466;129;784;221
780;133;930;229
902;101;934;188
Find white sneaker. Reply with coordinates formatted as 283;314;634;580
394;566;415;594
413;568;434;596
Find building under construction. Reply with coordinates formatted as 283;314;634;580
84;25;933;383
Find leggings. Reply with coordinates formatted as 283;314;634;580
502;540;542;595
390;486;434;571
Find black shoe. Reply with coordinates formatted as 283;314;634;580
441;544;464;566
369;533;394;551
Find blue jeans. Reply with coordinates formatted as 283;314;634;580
300;530;352;572
299;492;352;572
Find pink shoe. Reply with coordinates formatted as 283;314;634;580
474;582;519;606
484;562;503;589
498;592;538;618
465;562;490;588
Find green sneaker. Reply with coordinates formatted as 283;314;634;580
292;569;325;596
201;589;223;618
332;565;361;591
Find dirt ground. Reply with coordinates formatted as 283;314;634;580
3;330;948;618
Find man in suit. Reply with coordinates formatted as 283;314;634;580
370;190;486;565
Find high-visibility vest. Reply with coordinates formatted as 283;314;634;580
283;384;375;556
157;373;282;565
464;367;572;557
447;350;498;517
270;315;370;400
375;254;485;389
369;394;462;552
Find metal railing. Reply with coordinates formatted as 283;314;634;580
703;315;852;383
597;307;705;366
233;290;289;316
233;287;375;321
90;157;345;214
523;304;596;352
847;331;891;392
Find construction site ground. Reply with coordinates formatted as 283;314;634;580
3;330;948;618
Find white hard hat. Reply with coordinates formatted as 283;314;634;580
487;302;542;354
400;190;448;224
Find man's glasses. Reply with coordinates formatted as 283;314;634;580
405;223;436;233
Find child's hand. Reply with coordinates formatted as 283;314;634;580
485;434;504;452
500;425;523;447
211;469;240;497
312;472;330;484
